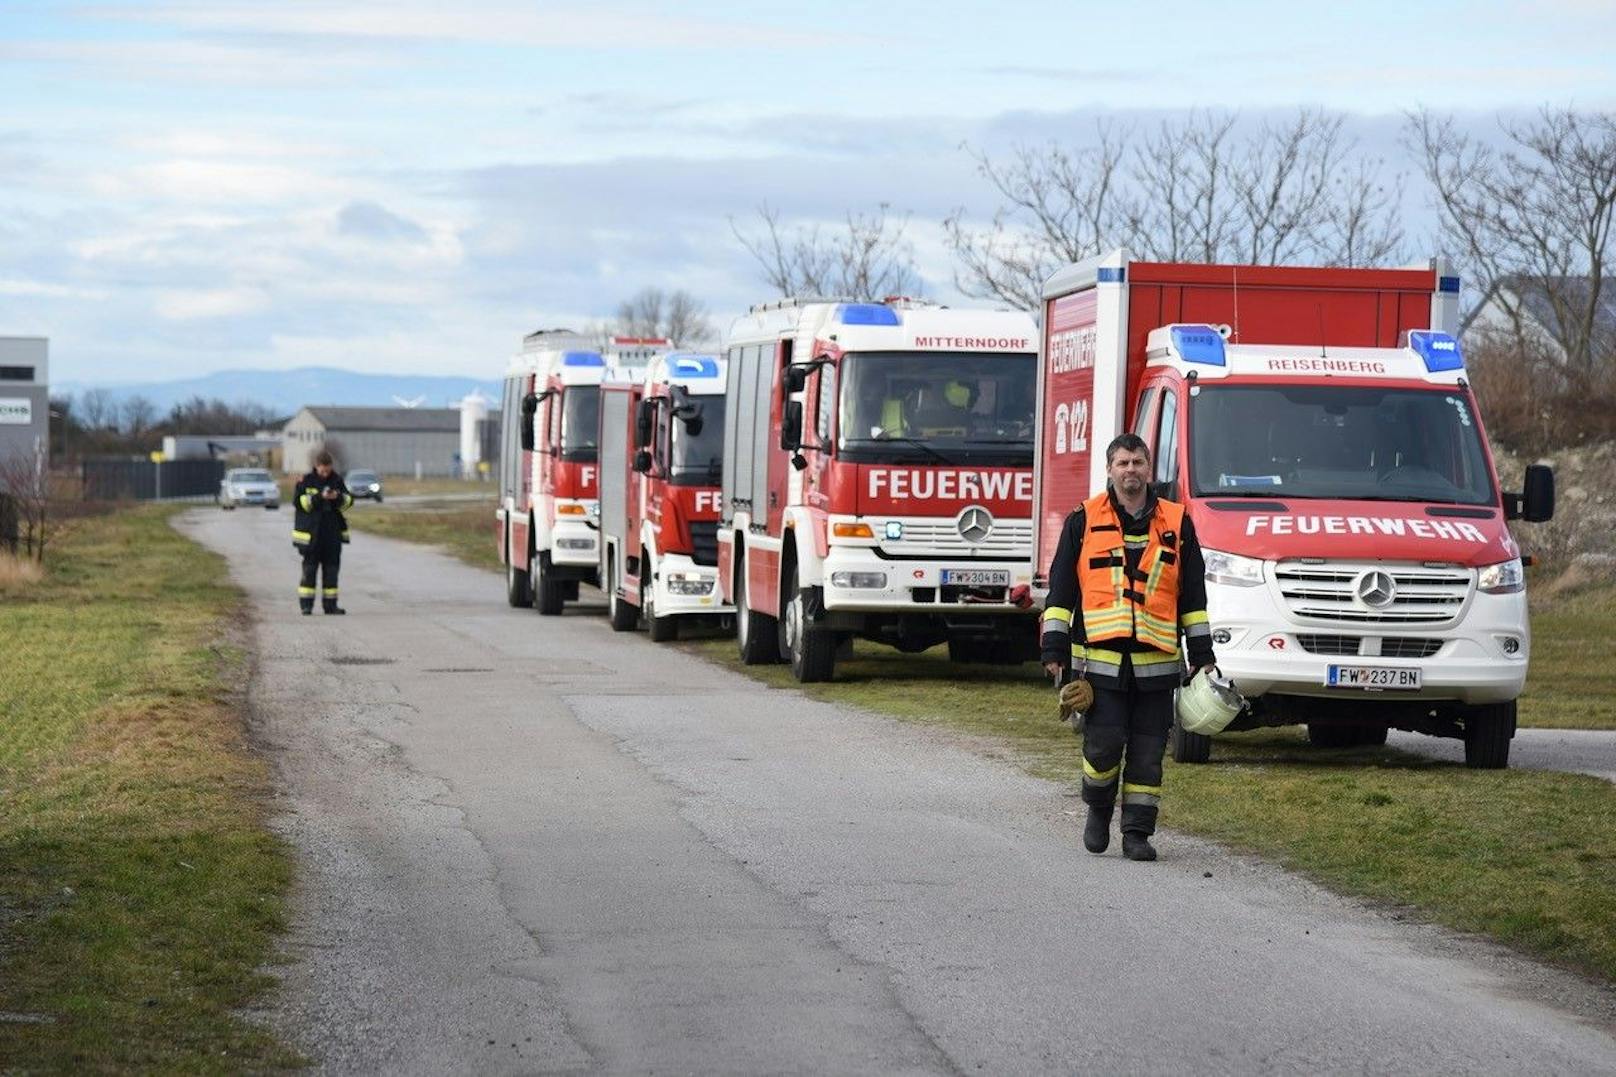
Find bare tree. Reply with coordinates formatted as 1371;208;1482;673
613;287;714;345
120;395;157;442
947;109;1408;308
1409;106;1616;382
0;449;50;562
77;387;119;430
732;202;920;301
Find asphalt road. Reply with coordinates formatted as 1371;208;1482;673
179;508;1616;1076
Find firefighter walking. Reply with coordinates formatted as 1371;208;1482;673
1041;434;1215;861
293;450;353;615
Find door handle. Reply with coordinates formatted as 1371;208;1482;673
768;491;779;507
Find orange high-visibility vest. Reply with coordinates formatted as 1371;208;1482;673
1076;491;1185;654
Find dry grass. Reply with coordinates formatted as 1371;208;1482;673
0;549;45;587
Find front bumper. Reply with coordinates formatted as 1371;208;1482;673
651;552;734;617
1208;579;1529;706
819;545;1034;615
549;516;599;567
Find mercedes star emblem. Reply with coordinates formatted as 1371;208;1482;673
957;506;994;544
1356;569;1397;608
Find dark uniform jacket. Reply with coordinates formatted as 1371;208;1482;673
292;470;353;552
1041;486;1215;691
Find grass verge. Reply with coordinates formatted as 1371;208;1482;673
0;506;298;1070
345;498;499;573
687;636;1616;984
1520;582;1616;730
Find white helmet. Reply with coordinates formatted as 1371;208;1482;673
1176;667;1245;736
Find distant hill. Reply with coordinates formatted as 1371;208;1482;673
55;367;505;417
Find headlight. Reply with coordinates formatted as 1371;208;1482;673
830;571;888;589
1477;557;1524;595
1202;548;1265;587
665;573;714;595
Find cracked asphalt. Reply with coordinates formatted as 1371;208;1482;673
179;508;1616;1075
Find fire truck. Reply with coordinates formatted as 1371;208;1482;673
496;331;667;615
1033;252;1554;767
597;352;734;640
716;297;1042;682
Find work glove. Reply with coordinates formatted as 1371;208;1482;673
1058;677;1094;724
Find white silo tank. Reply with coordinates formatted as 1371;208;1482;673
459;391;490;477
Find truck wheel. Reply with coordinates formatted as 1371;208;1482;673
1170;714;1212;764
644;559;677;642
946;638;989;665
735;554;781;665
1464;701;1515;769
782;565;836;683
607;555;637;632
533;550;564;616
1307;723;1363;748
506;530;532;608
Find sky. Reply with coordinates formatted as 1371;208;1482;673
2;0;1614;388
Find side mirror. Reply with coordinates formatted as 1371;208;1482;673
683;415;704;437
780;400;803;451
634;400;655;448
632;450;652;473
1522;463;1555;523
1152;479;1178;502
783;365;808;394
519;394;537;452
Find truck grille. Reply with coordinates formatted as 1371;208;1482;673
1274;563;1471;626
879;519;1033;559
689;521;718;567
1296;634;1444;658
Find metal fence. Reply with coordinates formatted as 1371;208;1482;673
82;458;226;501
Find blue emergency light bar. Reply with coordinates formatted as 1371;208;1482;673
1169;325;1227;367
836;303;902;327
668;355;721;378
561;351;606;367
1405;330;1465;373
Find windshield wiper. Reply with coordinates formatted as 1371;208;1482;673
843;437;955;465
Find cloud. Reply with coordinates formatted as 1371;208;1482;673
982;65;1152;84
337;201;429;242
154;286;270;321
80;2;824;51
93;159;363;206
0;279;109;300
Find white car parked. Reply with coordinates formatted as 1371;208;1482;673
218;468;281;510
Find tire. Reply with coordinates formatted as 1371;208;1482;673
644;558;677;642
781;563;836;683
735;552;781;665
533;550;564;616
607;554;638;632
505;530;532;608
1357;724;1389;747
947;638;989;665
1170;712;1212;764
1464;701;1515;769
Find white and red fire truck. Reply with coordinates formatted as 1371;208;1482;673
1033;253;1555;767
597;352;734;640
496;331;667;614
716;298;1042;682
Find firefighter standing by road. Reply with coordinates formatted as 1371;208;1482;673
1041;433;1215;861
293;450;353;615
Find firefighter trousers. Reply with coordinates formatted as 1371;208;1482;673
1080;680;1172;836
298;547;341;611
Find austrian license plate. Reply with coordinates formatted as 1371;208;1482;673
940;568;1010;586
1325;665;1422;690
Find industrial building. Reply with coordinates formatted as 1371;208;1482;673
0;337;49;467
282;405;461;476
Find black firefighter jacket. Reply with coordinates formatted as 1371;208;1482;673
292;470;353;552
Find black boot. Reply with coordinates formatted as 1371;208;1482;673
1122;831;1157;861
300;600;314;616
1083;807;1112;854
323;603;346;615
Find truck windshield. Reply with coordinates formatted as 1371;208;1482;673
837;351;1036;466
1189;384;1497;505
560;386;600;461
669;395;726;486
